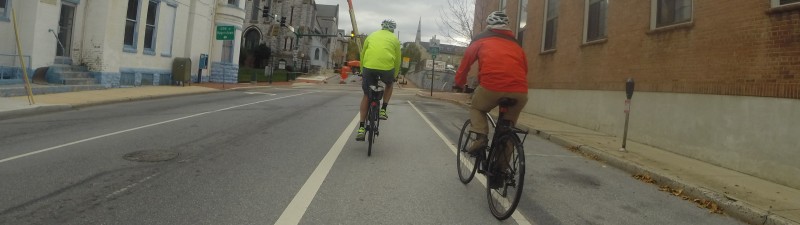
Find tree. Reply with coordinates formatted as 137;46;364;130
436;0;489;46
345;35;366;61
401;44;423;74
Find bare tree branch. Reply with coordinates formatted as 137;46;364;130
436;0;476;46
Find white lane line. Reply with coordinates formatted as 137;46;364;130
245;92;277;96
408;101;534;225
274;114;359;225
0;92;313;164
105;172;161;199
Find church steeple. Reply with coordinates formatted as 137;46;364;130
415;17;422;45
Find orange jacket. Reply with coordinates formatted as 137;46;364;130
455;29;528;93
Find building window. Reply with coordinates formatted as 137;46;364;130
773;0;800;7
124;0;141;52
161;3;176;57
517;0;528;44
652;0;692;29
222;40;234;63
143;0;159;55
227;0;239;6
251;0;259;21
314;49;320;60
584;0;607;42
283;37;288;50
542;0;558;51
0;0;10;21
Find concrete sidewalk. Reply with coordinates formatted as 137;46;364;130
0;83;292;121
417;91;800;225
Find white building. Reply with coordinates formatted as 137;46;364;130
0;0;245;87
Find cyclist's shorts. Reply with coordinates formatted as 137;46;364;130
361;67;395;95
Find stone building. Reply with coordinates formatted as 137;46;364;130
242;0;343;73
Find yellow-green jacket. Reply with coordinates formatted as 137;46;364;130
360;29;402;77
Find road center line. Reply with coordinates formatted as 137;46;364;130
0;92;313;164
408;101;534;225
274;114;359;225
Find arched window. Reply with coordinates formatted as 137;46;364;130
244;29;261;50
314;49;320;60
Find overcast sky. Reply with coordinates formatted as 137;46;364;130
314;0;472;46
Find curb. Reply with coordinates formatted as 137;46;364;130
417;94;797;225
0;90;221;121
295;74;339;84
533;130;797;225
0;105;73;121
70;90;219;109
414;92;471;110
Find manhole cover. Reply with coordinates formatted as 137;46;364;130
123;150;179;162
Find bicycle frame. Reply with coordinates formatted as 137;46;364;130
483;112;528;145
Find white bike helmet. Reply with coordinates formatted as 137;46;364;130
486;11;509;25
381;19;397;31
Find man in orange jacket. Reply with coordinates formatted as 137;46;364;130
455;11;529;186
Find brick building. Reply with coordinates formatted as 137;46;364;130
473;0;800;189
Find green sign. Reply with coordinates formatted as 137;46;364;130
429;46;440;56
216;26;235;40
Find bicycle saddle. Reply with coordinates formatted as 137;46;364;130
498;97;517;107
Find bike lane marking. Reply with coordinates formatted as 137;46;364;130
408;100;534;225
0;92;314;164
274;114;360;225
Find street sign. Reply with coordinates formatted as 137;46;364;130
429;47;440;56
216;26;235;40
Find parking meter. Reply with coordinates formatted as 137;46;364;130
626;78;635;100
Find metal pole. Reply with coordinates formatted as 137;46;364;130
620;78;635;152
430;57;435;96
346;0;363;54
197;69;202;83
12;8;35;104
621;99;631;150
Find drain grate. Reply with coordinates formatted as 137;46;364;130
123;150;179;162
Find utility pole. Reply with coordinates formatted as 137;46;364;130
428;36;440;96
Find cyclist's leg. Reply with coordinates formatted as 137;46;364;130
467;86;500;153
469;86;504;135
380;69;396;104
376;69;395;119
360;68;378;122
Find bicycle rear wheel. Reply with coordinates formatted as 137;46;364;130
486;134;525;220
367;103;379;156
456;120;479;184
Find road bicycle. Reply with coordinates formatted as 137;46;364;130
365;81;384;156
456;97;529;220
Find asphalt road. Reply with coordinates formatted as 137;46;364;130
0;83;745;225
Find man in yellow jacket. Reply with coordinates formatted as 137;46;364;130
356;19;402;141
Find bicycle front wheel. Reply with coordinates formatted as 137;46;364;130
456;120;478;184
486;134;525;220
